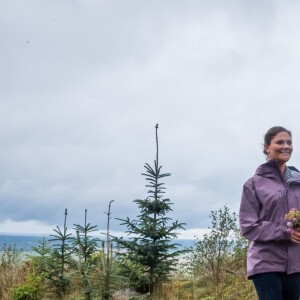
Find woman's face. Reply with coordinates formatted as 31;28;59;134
265;131;293;165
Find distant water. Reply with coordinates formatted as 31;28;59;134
0;234;195;252
0;234;51;252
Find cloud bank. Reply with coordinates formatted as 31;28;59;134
1;0;300;235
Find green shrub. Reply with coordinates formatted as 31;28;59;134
0;244;22;269
10;274;43;300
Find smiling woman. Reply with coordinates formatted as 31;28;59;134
239;126;300;300
263;127;293;173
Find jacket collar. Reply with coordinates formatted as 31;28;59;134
290;169;300;183
255;160;279;178
255;160;300;183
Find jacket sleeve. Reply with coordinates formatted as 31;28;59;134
239;179;290;242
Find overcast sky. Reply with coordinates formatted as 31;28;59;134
1;0;300;239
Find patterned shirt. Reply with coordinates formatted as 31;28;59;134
284;166;292;182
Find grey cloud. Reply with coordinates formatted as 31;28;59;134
2;1;300;233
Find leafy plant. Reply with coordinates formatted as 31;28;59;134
10;274;43;300
0;244;22;269
193;205;244;298
0;244;25;300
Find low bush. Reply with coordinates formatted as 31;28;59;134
10;274;43;300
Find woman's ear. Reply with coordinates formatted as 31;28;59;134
264;144;269;156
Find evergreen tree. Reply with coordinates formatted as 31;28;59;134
114;124;186;294
48;209;73;298
72;209;99;266
72;209;100;300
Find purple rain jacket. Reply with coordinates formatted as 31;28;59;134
239;160;300;278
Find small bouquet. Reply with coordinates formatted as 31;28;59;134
285;208;300;232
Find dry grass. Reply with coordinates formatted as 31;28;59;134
0;256;31;300
0;247;256;300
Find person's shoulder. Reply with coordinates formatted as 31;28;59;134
243;161;273;187
288;166;299;172
243;172;260;187
255;161;276;175
288;166;300;183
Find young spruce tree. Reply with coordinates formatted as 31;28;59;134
48;209;73;298
114;124;186;294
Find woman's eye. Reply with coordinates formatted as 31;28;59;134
276;140;292;145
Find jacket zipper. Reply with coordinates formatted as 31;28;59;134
273;161;290;273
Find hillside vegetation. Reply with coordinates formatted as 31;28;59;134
0;205;256;300
0;125;256;299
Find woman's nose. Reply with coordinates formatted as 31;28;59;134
283;142;292;148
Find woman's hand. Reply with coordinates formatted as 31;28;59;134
291;228;300;244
